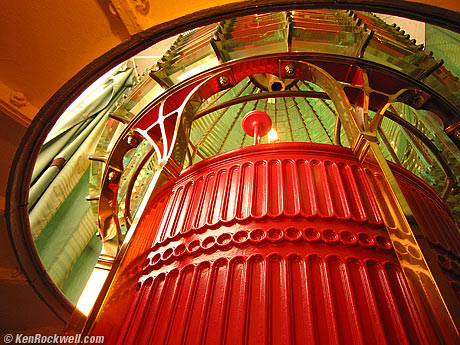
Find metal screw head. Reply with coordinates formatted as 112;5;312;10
126;134;138;146
411;90;427;108
218;75;230;88
108;171;119;182
413;95;424;107
284;64;296;77
454;130;460;141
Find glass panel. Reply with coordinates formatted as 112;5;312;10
290;10;371;57
423;67;460;108
425;24;460;80
364;37;438;78
120;77;164;117
128;154;158;219
116;140;153;234
214;12;288;61
390;103;460;225
355;12;423;50
92;118;126;159
150;24;219;86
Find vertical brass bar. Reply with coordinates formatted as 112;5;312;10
356;136;460;344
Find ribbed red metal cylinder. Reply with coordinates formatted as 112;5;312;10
112;143;459;345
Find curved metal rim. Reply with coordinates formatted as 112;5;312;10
5;0;460;320
124;147;156;226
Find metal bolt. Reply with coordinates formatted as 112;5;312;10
453;130;460;143
413;96;424;107
284;64;296;77
126;134;138;146
411;91;426;107
218;75;230;88
108;171;119;182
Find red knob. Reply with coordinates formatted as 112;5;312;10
242;110;272;144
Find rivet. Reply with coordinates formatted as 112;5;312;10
108;171;119;182
284;64;296;77
126;134;138;146
413;95;425;107
454;130;460;141
218;75;230;88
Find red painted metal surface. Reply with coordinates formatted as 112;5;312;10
242;110;272;143
96;143;459;345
